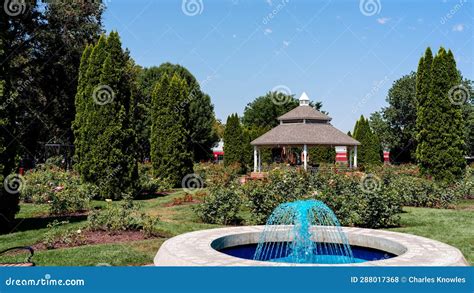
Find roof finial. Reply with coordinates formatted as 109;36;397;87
299;92;310;106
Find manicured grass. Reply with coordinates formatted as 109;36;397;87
0;192;472;266
387;199;474;265
0;191;220;266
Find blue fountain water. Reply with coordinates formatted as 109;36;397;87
253;200;356;264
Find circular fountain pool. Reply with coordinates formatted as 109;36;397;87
154;226;468;266
219;242;395;264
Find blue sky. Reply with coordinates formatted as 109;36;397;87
103;0;473;132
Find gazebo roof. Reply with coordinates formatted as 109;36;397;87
251;92;360;147
250;123;360;146
277;105;331;121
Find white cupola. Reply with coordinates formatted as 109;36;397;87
299;92;310;106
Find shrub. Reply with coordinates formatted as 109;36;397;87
42;220;86;250
456;166;474;199
242;169;310;224
22;166;92;215
87;199;158;236
194;162;241;186
49;185;91;215
311;172;367;227
242;169;402;228
361;184;401;228
194;183;242;225
45;156;65;169
388;175;461;208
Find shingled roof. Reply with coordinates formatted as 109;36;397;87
251;92;360;147
251;123;360;146
277;105;331;121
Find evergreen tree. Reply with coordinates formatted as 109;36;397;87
224;114;244;167
150;73;193;186
416;48;466;181
353;116;381;165
74;35;108;181
72;45;92;168
73;32;138;199
415;48;433;171
138;63;218;162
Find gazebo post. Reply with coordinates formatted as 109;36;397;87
253;146;258;172
349;147;353;169
303;144;308;171
258;148;261;172
354;145;358;168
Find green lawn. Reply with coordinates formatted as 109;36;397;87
388;199;474;265
0;192;472;266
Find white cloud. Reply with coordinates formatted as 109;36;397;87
377;17;391;25
283;40;290;47
452;24;464;32
264;28;273;35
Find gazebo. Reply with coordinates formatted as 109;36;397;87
250;92;360;172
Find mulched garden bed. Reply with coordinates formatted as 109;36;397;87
32;230;159;251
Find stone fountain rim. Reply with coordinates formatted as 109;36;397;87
154;226;468;266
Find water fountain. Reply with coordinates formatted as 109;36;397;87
253;200;356;264
154;200;468;266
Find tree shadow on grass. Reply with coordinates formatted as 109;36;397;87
6;214;88;234
134;191;175;201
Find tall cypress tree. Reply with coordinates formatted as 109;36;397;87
150;73;193;186
139;63;218;162
72;44;92;167
415;47;433;172
445;50;466;178
416;47;466;181
74;35;108;181
353;115;381;165
224;114;244;167
73;32;138;198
